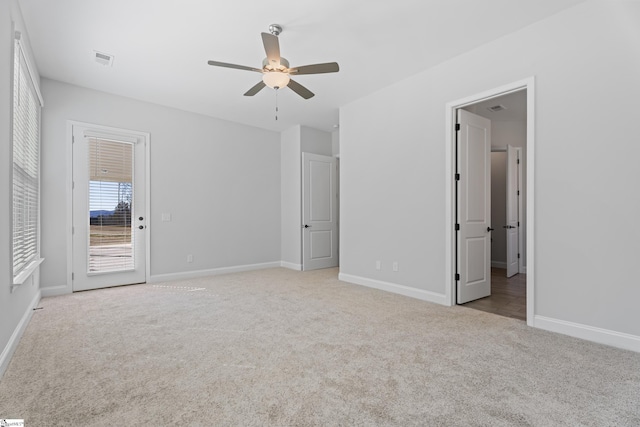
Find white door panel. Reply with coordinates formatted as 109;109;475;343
457;110;491;304
302;153;338;270
310;231;333;259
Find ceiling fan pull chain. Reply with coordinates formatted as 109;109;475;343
275;88;279;121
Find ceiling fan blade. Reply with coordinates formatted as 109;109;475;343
261;32;281;67
207;60;262;73
244;81;266;96
290;62;339;75
287;79;315;99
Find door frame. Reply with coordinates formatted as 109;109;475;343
505;145;523;277
66;120;151;292
444;78;535;326
514;146;525;275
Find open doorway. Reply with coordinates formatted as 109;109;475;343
459;90;527;320
445;78;535;326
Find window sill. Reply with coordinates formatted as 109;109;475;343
13;257;44;287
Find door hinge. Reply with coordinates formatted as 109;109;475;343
517;190;520;196
72;181;75;190
455;173;460;181
455;223;460;231
518;253;520;259
71;272;74;280
455;123;460;131
517;158;520;164
455;273;460;281
72;135;75;143
518;221;520;227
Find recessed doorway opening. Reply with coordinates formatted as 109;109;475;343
459;90;527;320
444;78;535;326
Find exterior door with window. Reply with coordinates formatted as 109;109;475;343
71;124;147;291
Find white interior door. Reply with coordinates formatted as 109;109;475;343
302;152;338;271
506;145;519;278
457;109;491;304
72;124;146;291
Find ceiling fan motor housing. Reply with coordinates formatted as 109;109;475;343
269;24;282;36
262;57;289;71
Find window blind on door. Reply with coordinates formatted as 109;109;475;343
12;38;42;282
87;138;135;273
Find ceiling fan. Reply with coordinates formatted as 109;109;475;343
207;24;339;100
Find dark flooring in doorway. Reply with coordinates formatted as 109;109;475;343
461;267;526;321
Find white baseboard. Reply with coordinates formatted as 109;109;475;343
280;261;302;271
148;261;282;283
0;289;41;379
534;315;640;353
40;284;71;297
338;273;448;306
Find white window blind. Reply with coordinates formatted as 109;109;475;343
87;138;134;273
12;36;42;283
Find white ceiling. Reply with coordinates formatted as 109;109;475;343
18;0;584;133
463;90;527;122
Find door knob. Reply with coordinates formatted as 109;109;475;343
502;225;516;229
487;227;494;232
304;224;311;228
139;216;144;221
138;225;144;230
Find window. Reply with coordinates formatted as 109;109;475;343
12;33;43;284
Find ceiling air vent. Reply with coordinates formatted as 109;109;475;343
487;104;506;112
94;50;114;67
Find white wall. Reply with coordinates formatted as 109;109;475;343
340;1;640;341
280;126;302;268
40;79;281;289
0;0;42;377
301;126;332;156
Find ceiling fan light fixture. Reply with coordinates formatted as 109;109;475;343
207;26;338;99
262;71;290;89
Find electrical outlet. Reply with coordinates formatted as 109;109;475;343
376;260;381;270
187;254;193;263
393;261;398;272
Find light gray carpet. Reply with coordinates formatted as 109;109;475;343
1;267;639;426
